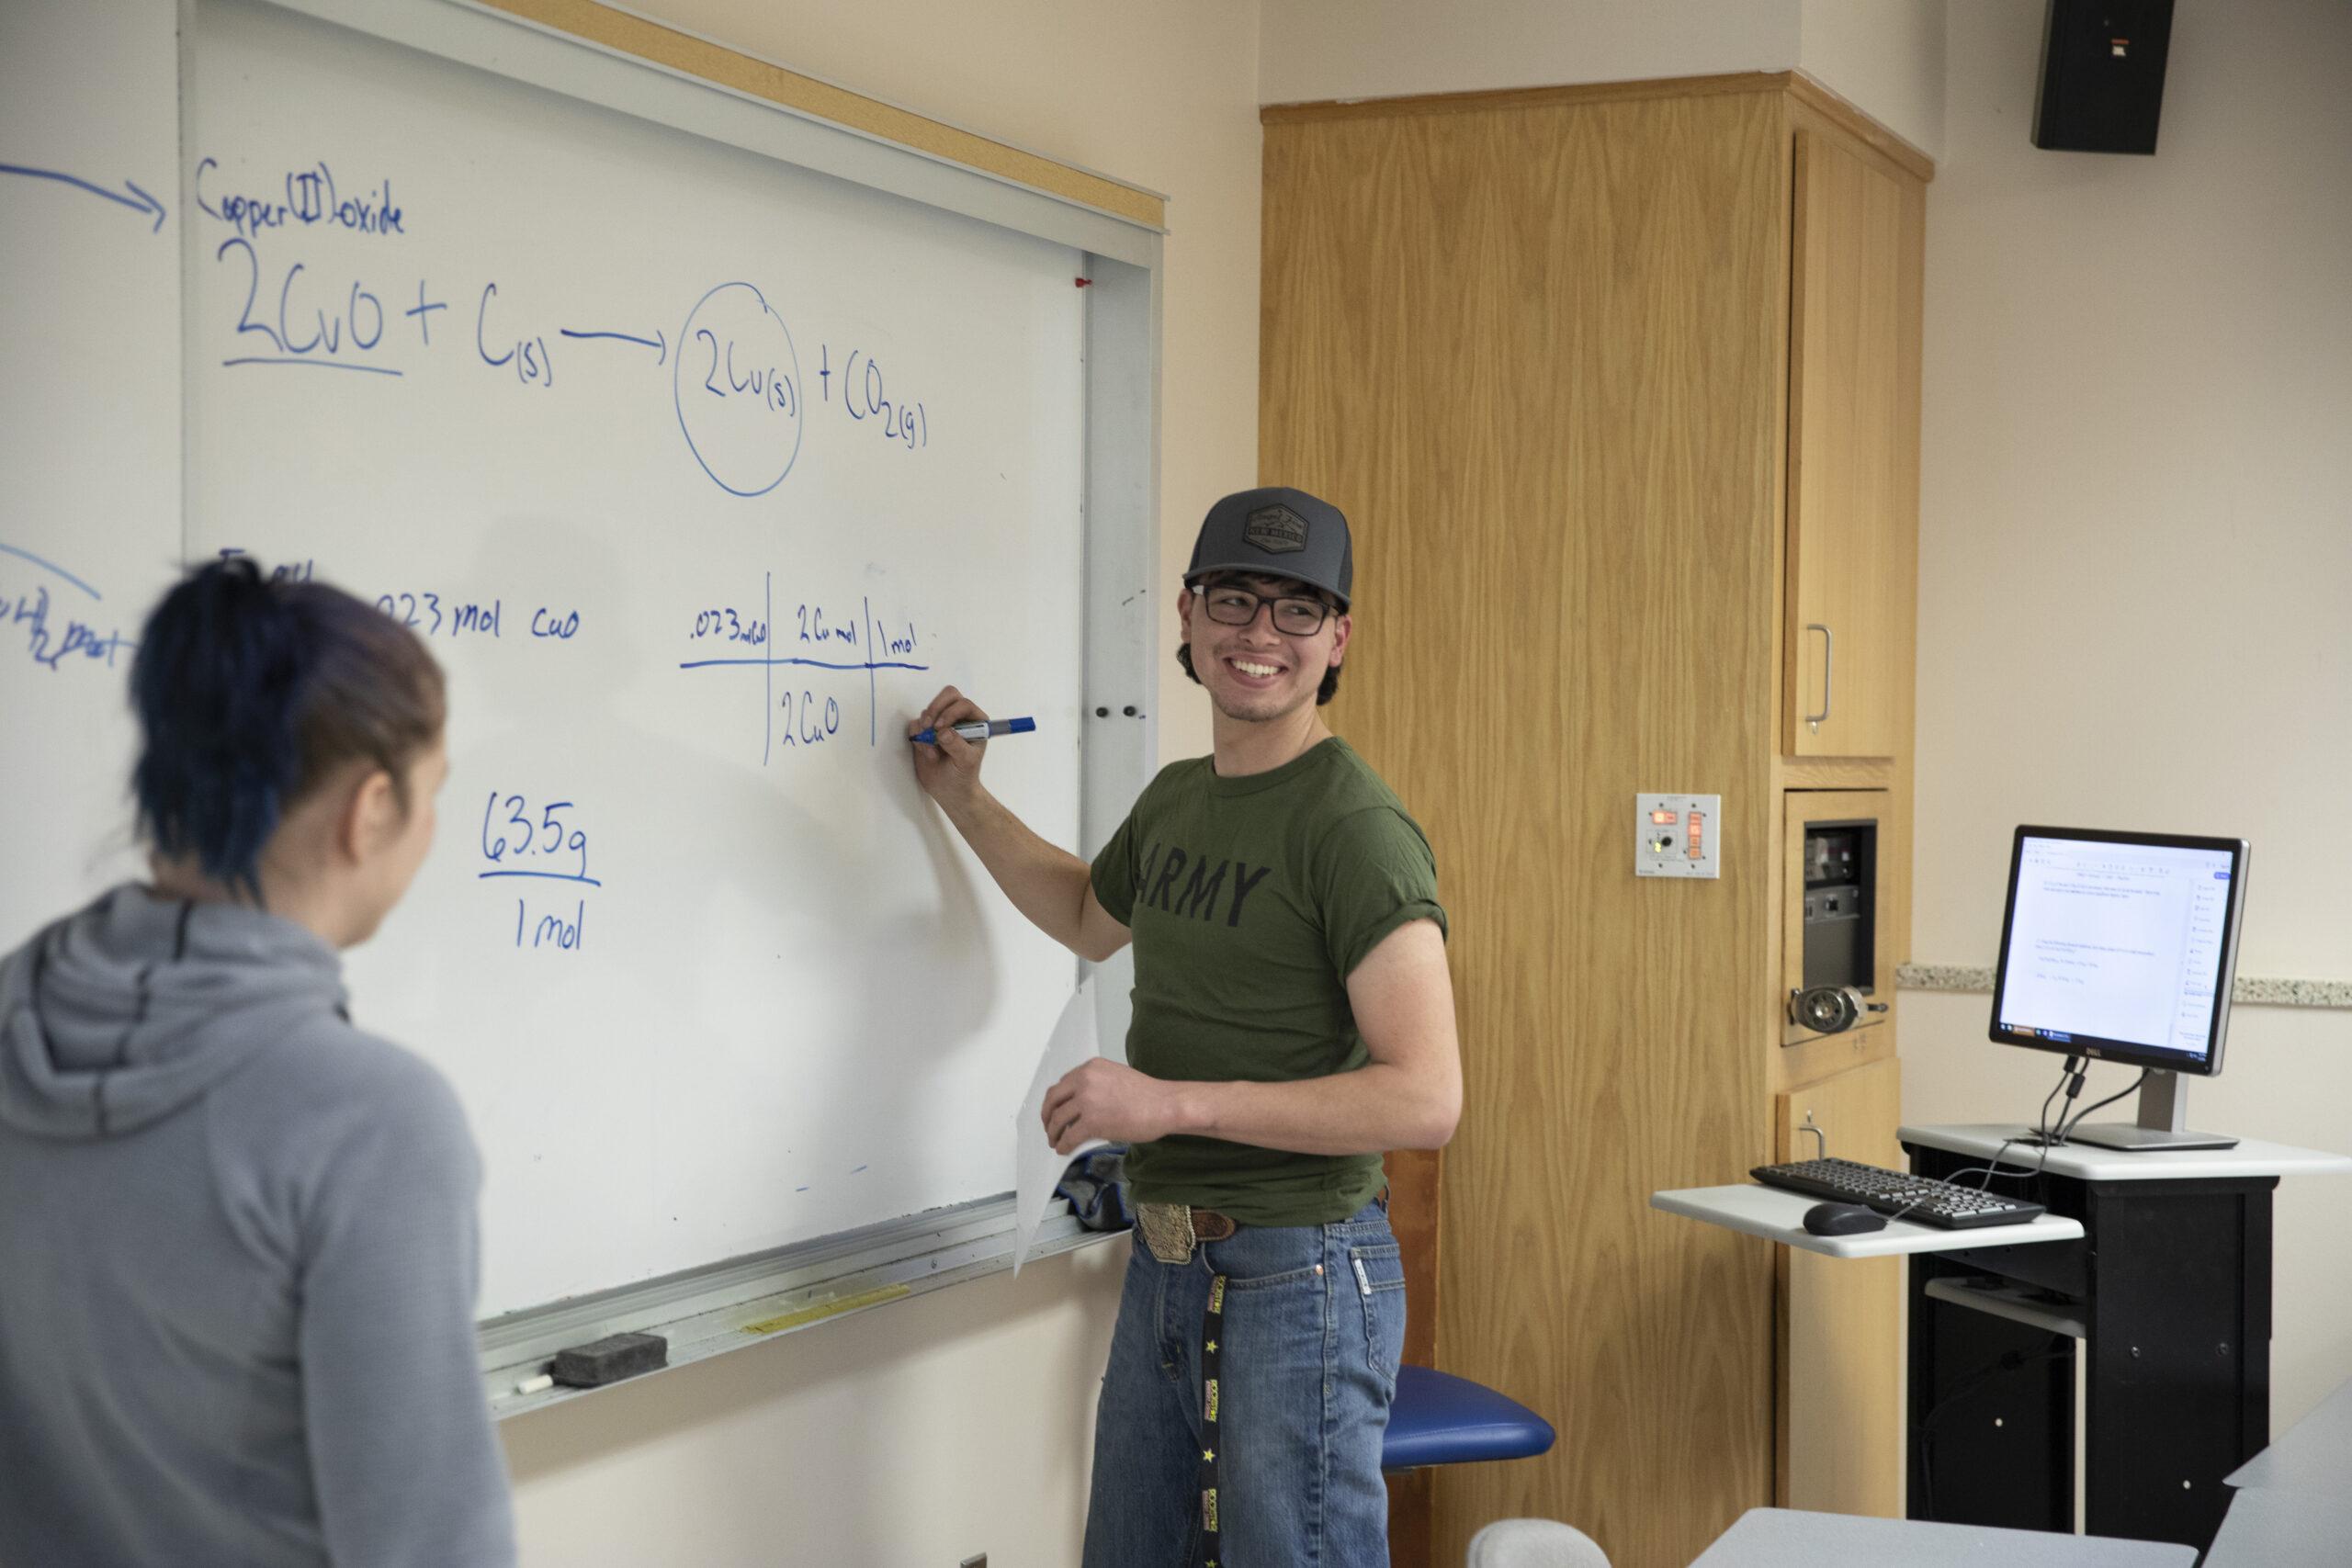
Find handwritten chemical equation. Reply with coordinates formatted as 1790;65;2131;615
676;572;932;765
480;791;595;886
692;606;768;646
480;790;596;957
378;592;594;643
815;345;929;454
194;157;406;243
4;583;135;673
1;546;133;676
214;554;582;649
211;235;547;386
374;591;505;641
778;689;842;747
198;152;938;494
673;281;800;496
515;897;585;953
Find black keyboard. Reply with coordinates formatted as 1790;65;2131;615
1750;1156;2047;1229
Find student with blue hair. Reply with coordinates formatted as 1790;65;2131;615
0;558;515;1566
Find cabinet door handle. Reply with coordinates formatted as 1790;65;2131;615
1804;623;1833;730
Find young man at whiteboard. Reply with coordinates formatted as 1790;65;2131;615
911;486;1460;1565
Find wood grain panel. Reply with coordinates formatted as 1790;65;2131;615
1886;158;1927;978
1776;1057;1905;1515
1786;74;1937;184
477;0;1165;228
1262;72;1934;185
1263;87;1789;1568
1385;1470;1434;1568
1385;1146;1442;1371
1785;129;1906;758
1772;756;1894;791
1263;71;1791;124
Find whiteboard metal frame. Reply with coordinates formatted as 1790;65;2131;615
185;0;1161;1362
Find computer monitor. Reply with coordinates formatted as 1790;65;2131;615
1989;825;2249;1151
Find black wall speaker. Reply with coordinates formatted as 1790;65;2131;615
2033;1;2176;154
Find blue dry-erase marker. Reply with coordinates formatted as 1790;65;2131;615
911;716;1035;745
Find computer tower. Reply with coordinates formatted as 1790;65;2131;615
1800;820;1877;996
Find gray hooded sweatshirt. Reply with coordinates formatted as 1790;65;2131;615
0;886;515;1567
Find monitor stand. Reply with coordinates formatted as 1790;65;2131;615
2067;1069;2239;1152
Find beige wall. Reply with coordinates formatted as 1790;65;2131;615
496;4;1261;1562
504;1247;1125;1565
1260;0;1800;104
1799;0;1946;159
1909;0;2352;1427
1260;0;1947;158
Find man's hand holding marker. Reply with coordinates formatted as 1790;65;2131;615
905;687;1036;808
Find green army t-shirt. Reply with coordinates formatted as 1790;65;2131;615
1088;737;1445;1227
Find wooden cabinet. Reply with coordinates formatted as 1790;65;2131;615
1777;1057;1905;1516
1261;73;1927;1568
1785;129;1919;760
1771;118;1922;1525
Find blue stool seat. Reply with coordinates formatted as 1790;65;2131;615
1382;1364;1556;1471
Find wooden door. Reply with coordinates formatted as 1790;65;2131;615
1777;1055;1905;1516
1262;83;1789;1568
1784;128;1917;758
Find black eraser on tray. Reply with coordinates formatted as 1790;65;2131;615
551;1332;668;1387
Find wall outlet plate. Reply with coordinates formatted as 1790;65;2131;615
1636;793;1722;879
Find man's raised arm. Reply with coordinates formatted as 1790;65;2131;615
909;685;1130;963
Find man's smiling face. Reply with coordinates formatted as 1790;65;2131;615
1179;572;1350;725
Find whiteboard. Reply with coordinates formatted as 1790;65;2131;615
2;0;1160;1323
0;0;182;933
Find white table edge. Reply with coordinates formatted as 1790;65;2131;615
1652;1184;2086;1259
1898;1123;2352;1181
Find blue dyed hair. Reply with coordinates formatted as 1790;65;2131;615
130;558;446;898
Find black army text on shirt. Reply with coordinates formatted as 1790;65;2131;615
1125;840;1275;929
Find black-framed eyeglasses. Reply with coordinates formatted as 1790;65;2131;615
1198;585;1334;637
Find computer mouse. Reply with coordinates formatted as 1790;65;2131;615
1802;1201;1887;1237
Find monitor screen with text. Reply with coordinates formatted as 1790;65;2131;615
1993;831;2244;1070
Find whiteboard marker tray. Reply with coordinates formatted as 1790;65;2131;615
483;1193;1119;1417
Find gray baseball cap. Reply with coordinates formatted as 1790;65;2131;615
1183;486;1353;608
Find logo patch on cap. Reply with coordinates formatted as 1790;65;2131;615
1243;503;1308;555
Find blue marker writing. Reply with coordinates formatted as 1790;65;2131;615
911;716;1035;745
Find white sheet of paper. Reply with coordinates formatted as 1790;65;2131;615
1013;977;1106;1273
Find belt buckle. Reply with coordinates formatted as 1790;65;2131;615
1190;1209;1237;1243
1136;1202;1196;1264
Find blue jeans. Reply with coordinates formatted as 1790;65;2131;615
1080;1200;1407;1567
